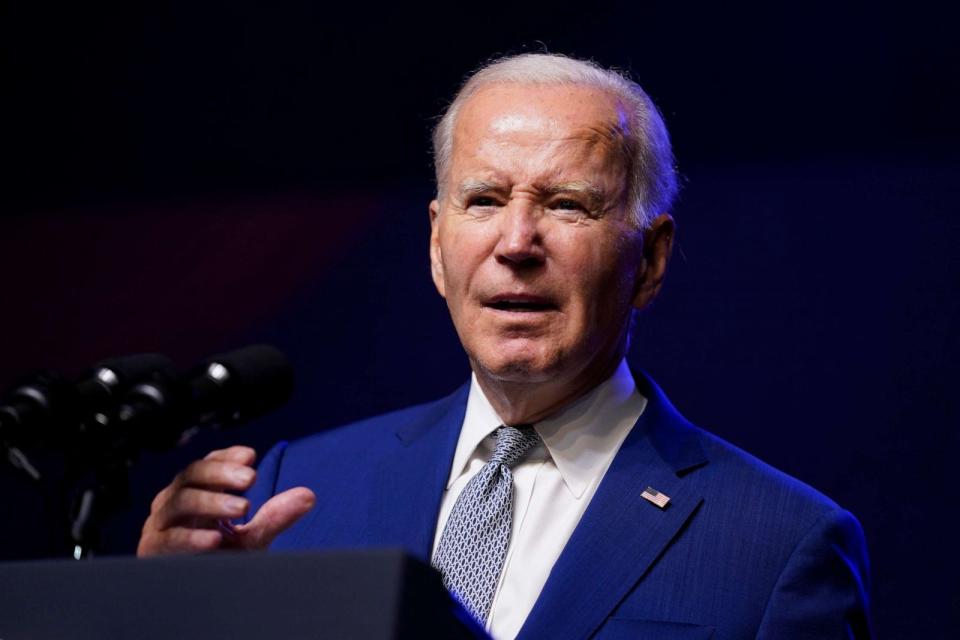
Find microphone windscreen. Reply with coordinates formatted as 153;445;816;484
202;344;293;420
93;354;176;385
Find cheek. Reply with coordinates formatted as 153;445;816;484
564;236;637;318
440;238;467;293
439;228;483;302
442;221;499;278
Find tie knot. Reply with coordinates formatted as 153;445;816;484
490;425;541;467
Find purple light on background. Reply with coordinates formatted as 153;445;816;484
0;191;383;385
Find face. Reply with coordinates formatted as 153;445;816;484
429;83;672;395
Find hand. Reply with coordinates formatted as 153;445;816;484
137;445;316;557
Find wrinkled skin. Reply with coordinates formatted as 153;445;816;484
429;83;674;425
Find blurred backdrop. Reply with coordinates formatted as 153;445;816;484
2;1;958;636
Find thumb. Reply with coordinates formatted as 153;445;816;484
234;487;316;550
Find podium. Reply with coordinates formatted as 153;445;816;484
0;548;487;639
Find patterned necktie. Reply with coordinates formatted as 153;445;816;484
432;424;542;624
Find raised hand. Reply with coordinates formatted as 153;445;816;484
137;445;315;556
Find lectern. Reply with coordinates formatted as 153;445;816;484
0;548;487;639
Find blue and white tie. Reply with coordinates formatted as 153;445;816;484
432;425;542;623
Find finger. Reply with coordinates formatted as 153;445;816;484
204;446;257;466
152;448;257;511
150;483;174;513
235;487;316;550
180;460;256;492
138;527;223;557
153;487;249;529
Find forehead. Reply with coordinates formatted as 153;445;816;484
450;83;628;184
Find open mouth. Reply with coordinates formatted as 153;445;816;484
488;301;554;312
484;295;557;313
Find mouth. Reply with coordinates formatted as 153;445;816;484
483;294;558;313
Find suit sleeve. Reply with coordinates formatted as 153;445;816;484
756;509;873;639
242;440;289;523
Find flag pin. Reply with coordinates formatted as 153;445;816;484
641;486;671;509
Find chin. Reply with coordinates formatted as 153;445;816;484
473;345;561;384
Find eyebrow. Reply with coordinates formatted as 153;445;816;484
541;181;606;208
456;179;507;199
455;179;606;207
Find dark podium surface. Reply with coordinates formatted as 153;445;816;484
0;548;486;639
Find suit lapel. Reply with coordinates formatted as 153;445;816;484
366;384;469;562
518;372;709;640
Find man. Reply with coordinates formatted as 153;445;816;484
138;53;872;638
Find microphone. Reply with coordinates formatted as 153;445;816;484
191;343;294;426
0;355;175;481
0;370;74;446
76;354;177;431
0;354;175;445
0;371;75;481
0;346;292;455
112;344;294;449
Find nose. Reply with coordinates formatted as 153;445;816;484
495;201;545;268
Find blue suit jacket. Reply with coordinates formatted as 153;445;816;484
246;372;872;639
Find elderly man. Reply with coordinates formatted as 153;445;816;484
138;53;872;638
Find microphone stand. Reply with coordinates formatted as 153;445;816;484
66;375;188;560
64;418;133;560
2;439;42;482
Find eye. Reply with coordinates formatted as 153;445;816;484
469;196;500;208
551;199;585;211
549;199;594;221
464;195;503;217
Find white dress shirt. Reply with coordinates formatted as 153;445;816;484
431;359;647;640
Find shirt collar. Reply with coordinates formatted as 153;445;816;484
447;359;646;499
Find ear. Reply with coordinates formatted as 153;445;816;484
428;199;446;298
632;213;675;311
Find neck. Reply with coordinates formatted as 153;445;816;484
472;349;625;425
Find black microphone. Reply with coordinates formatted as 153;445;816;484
190;343;294;426
0;355;176;481
75;354;176;430
113;344;293;449
0;370;74;446
0;354;176;445
0;371;76;481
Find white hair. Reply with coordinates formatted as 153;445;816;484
432;53;678;228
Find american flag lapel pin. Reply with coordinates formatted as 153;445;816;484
641;486;671;509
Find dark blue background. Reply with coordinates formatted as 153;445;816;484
2;1;957;635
